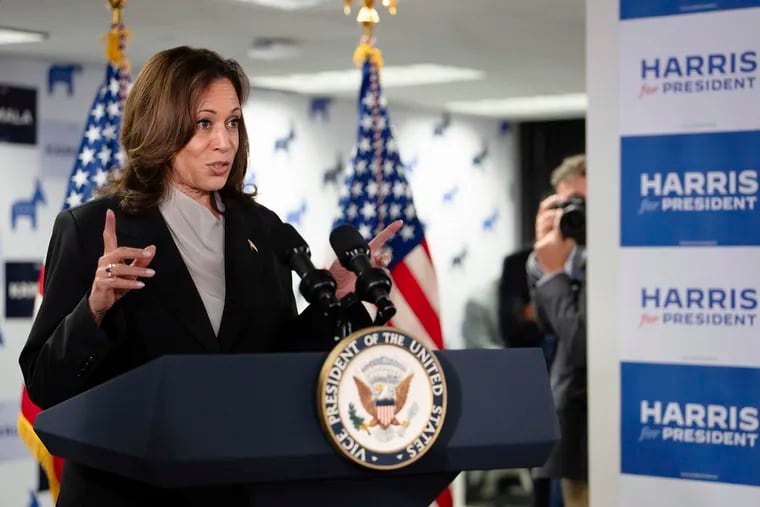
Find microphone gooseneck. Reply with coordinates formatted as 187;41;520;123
274;223;340;317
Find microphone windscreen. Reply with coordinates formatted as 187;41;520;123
329;224;369;255
273;223;310;259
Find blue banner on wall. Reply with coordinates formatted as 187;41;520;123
622;361;760;486
621;0;760;20
621;130;760;246
0;84;36;145
5;261;41;318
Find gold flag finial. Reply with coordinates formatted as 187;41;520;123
109;0;126;23
346;0;397;68
105;0;130;70
344;0;398;28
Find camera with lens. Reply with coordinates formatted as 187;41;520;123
550;195;586;246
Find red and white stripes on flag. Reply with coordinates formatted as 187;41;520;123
388;241;444;351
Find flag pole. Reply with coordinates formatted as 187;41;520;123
335;5;454;506
106;0;128;66
106;0;130;105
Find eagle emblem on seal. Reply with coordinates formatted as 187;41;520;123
353;373;414;430
317;328;448;470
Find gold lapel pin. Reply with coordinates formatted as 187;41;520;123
248;239;258;252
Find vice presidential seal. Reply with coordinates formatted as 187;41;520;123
317;326;447;470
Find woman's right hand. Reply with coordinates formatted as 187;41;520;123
88;209;156;326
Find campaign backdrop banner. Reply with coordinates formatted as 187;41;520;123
0;85;37;145
5;261;42;318
618;248;760;368
621;131;760;247
619;6;760;136
621;362;760;487
39;120;84;179
619;1;760;505
621;0;760;20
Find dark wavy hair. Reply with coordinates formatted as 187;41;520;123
104;46;255;215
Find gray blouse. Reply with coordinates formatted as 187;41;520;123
159;186;225;336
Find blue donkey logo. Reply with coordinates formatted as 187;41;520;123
285;199;308;226
323;154;344;187
482;210;499;231
12;179;46;230
48;64;83;96
274;127;296;152
309;97;332;122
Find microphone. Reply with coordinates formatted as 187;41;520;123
274;223;339;316
329;224;396;325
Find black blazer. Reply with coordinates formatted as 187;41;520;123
19;195;368;507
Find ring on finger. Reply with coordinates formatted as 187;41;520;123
105;263;115;278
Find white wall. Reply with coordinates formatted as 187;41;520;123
0;53;519;506
586;0;621;506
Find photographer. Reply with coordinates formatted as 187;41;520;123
527;155;587;507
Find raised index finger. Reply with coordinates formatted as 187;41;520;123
368;219;403;252
103;209;118;254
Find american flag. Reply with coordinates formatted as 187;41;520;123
62;60;129;209
333;58;451;507
18;58;129;503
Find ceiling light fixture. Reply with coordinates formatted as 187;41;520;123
0;26;47;45
236;0;331;10
250;64;484;94
446;93;587;119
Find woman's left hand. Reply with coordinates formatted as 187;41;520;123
330;220;403;299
